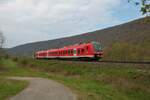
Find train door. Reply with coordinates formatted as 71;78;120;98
73;49;77;56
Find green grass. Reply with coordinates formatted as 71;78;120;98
0;59;28;100
0;58;150;100
0;78;28;100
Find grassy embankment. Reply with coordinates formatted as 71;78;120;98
0;57;150;100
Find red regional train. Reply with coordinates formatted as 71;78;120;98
35;42;103;60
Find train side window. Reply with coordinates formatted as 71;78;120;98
86;46;89;53
65;50;67;54
71;50;73;54
73;49;77;54
81;49;84;54
77;49;80;54
86;46;88;50
70;50;72;54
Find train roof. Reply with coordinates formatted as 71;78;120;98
36;41;101;53
59;43;88;50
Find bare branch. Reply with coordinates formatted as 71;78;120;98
0;31;5;49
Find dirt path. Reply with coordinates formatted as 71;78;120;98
8;77;77;100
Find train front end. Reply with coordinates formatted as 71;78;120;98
92;42;103;59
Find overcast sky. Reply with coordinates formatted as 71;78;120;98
0;0;142;48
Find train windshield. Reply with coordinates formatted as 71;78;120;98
92;42;102;52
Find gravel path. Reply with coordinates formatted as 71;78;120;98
8;77;77;100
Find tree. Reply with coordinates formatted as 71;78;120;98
0;31;5;58
0;31;5;49
128;0;150;15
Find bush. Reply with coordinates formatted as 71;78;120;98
20;59;29;66
3;54;10;59
0;49;6;59
12;57;18;62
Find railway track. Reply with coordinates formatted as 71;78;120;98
38;58;150;65
63;60;150;65
98;60;150;64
